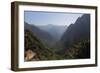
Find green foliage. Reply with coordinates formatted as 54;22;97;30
25;29;90;61
63;40;90;59
25;29;63;61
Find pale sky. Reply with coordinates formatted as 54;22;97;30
24;11;83;26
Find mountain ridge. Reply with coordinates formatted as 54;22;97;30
37;24;67;40
24;22;57;48
58;14;90;55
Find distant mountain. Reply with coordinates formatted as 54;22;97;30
24;22;56;48
37;24;67;40
60;14;90;53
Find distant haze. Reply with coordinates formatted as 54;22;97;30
24;11;83;26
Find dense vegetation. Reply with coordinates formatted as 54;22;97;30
62;40;90;59
24;14;90;61
25;29;62;61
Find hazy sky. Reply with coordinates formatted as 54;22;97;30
24;11;83;26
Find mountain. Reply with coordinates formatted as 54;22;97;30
37;24;67;40
25;29;61;61
24;22;56;48
24;14;90;60
59;14;90;55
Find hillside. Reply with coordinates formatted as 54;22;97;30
58;14;90;58
25;29;61;61
24;22;56;48
61;14;90;49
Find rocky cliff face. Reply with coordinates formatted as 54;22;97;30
60;14;90;50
